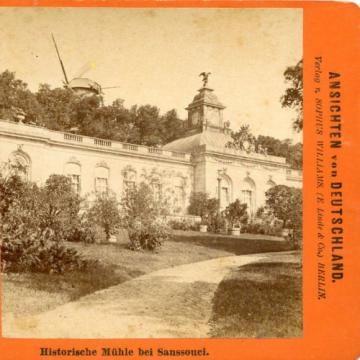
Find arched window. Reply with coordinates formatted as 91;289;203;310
240;176;256;215
217;174;232;210
123;167;137;192
95;165;109;194
9;151;31;181
65;161;81;194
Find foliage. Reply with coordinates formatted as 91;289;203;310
226;125;303;170
187;192;222;232
265;185;302;247
2;69;301;160
207;214;227;234
188;192;219;220
0;70;43;123
280;59;303;132
40;175;82;242
256;135;303;170
85;192;121;241
127;217;171;251
0;173;88;273
240;221;283;237
226;125;256;152
224;199;249;228
121;182;172;250
0;70;185;147
167;218;199;231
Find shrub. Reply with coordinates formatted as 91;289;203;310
39;175;82;242
265;185;302;247
223;199;249;228
188;192;219;220
128;217;171;251
121;182;172;250
85;192;121;242
1;238;90;273
167;219;198;231
241;222;283;237
0;173;89;274
207;215;227;234
188;192;224;233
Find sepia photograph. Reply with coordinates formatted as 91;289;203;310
0;7;303;338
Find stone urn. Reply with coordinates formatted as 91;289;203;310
282;228;290;238
230;225;241;236
199;224;208;233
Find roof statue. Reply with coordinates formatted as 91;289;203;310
199;72;211;87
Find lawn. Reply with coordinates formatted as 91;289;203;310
209;251;303;338
2;231;294;319
2;234;233;317
172;230;292;255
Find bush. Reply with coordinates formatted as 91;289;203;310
1;238;91;273
121;182;172;250
207;215;227;234
167;219;198;231
128;217;171;251
40;175;82;242
241;222;283;237
223;199;249;228
188;192;219;220
265;185;302;247
85;192;121;242
0;173;90;274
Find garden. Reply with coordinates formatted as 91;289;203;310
1;159;302;325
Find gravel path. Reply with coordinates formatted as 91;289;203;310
3;254;265;338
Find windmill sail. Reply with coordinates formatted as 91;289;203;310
51;33;69;85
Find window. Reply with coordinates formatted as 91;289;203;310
65;162;81;194
123;169;136;192
69;174;81;194
241;190;252;212
95;177;108;194
216;174;232;210
95;165;109;194
221;186;230;207
240;177;256;215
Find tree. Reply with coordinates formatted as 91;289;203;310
265;185;302;247
120;182;171;250
0;172;87;273
226;124;254;151
160;109;185;144
256;135;303;170
188;192;218;220
40;175;82;241
224;199;248;228
36;84;76;130
0;70;44;124
281;59;303;132
86;192;121;241
187;192;222;232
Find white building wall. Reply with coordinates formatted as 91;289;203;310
0;120;302;216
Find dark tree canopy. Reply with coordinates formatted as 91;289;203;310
280;59;303;132
1;69;300;167
265;185;302;230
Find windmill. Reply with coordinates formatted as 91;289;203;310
51;34;121;98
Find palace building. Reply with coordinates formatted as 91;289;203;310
0;82;302;216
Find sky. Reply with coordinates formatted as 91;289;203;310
0;7;302;142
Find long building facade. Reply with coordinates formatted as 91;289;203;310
0;84;302;216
